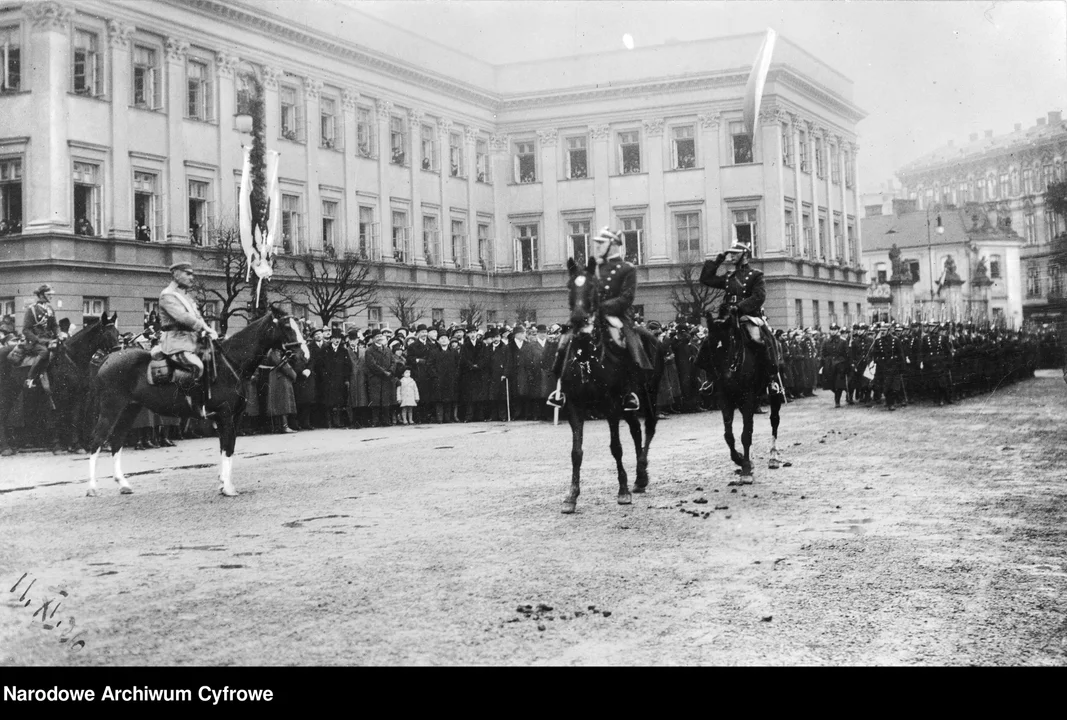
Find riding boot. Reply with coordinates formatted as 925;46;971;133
158;426;176;447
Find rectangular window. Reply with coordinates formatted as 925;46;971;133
799;129;809;172
235;72;255;116
1027;265;1041;298
833;217;844;262
999;173;1009;200
568;219;590;265
675;212;701;256
143;299;159;327
133;171;161;242
1023;168;1033;195
0;157;23;235
477;222;493;271
358;205;378;260
390;116;407;166
1050;265;1063;298
368;306;382;326
186;58;212;120
201;300;220;333
827;301;836;325
795;298;804;328
449;131;465;178
818;216;828;260
672;126;696;170
784;207;796;256
73;29;103;97
989;254;1001;279
82;297;107;326
423;214;440;266
451;218;466;268
421;124;438;171
847;221;856;264
321;200;338;252
733;209;758;257
73;161;101;236
188;179;210;245
356;106;376;158
565;136;588;179
514;223;539;271
618;131;641;174
909;261;921;282
0;26;20;93
281;193;303;253
1025;213;1037;245
621;216;644;265
392;210;411;263
320;96;337;149
731;122;753;165
845;150;855;188
831;145;840;184
812;299;821;329
802;212;813;257
486;310;498;325
514;141;536;183
280;85;303;142
877;263;888;284
1011;170;1020;196
476;138;490;183
132;45;161;109
1;297;15;319
781;123;793;167
814;137;824;178
432;308;444;325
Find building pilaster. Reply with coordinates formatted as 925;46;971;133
538;127;560;268
341;89;359;255
590;125;611;259
407;107;424;264
806;121;820;259
790;114;802;255
489;133;510;270
106;19;136;239
165;37;189;243
304;77;323;253
375;100;391;261
437;118;451;265
759;109;785;256
644;118;667;263
464;126;479;269
214;51;239;226
698;111;722;258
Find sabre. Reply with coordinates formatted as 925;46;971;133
505;377;511;423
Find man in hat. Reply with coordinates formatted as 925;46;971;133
871;322;907;411
821;323;850;408
406;323;434;423
700;240;783;396
22;284;60;389
158;262;218;414
548;226;654;411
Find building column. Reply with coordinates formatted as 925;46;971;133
464;126;479;269
215;51;239;228
790;114;802;255
837;135;849;263
698;111;723;259
437;118;451;265
305;78;323;253
806;121;820;259
851;142;862;266
759;109;785;256
341;89;359;255
165;37;189;243
538;128;561;268
25;1;74;234
823;129;834;260
407;108;424;265
644;118;667;263
107;19;136;239
490;133;510;270
375;99;392;261
589;125;612;256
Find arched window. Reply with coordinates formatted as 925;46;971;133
989;254;1001;279
1050;265;1063;298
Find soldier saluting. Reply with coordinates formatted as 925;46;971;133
23;284;59;389
158;262;218;415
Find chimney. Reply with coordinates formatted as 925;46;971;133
1037;117;1047;126
1050;111;1063;125
1014;123;1022;132
984;130;993;138
969;132;978;142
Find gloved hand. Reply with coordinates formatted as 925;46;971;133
606;315;623;329
728;305;739;315
715;253;726;264
301;369;311;378
205;326;219;341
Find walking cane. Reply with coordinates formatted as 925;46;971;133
505;377;511;422
553;379;561;426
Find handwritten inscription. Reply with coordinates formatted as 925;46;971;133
9;573;87;653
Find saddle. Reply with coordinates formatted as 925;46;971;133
146;345;209;387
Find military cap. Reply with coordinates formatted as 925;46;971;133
35;283;55;296
168;262;194;273
829;323;840;331
647;320;662;331
594;226;623;245
535;324;548;333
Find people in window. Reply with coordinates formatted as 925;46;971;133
189;222;202;246
136;216;152;242
76;217;94;236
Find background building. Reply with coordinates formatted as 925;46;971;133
896;112;1067;325
0;0;867;333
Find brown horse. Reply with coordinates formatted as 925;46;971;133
85;306;308;497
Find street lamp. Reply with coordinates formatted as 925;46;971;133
927;206;944;304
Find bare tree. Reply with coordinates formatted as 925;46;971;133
458;291;487;327
387;288;427;328
506;296;537;325
193;222;252;335
279;251;379;329
669;252;723;325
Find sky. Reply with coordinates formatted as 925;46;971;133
334;0;1067;196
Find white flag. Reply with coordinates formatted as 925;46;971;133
742;29;777;139
262;150;281;262
238;146;254;280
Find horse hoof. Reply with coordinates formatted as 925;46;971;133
618;494;632;505
633;486;646;494
1;448;15;457
52;448;64;455
219;487;239;497
119;486;134;495
85;488;100;497
561;501;576;514
768;460;780;470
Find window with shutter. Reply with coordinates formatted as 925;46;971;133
73;29;103;97
621;216;644;265
132;45;160;109
0;157;23;234
514;141;536;183
568;220;590;265
671;126;695;170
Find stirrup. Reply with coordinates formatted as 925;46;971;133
623;392;640;412
546;391;566;408
769;380;782;396
25;378;36;388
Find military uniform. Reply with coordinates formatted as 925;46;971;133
820;328;850;407
158;272;212;383
22;286;59;386
871;326;907;410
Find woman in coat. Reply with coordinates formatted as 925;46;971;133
429;334;460;423
264;348;298;433
346;331;369;428
364;331;396;426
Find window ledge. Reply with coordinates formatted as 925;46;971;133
279;136;306;146
129;105;165;115
184;116;217;126
0;89;30;97
665;166;700;173
420;167;440;175
613;172;648;178
509;181;542;187
559;175;592;182
69;91;109;103
319;144;344;153
722;162;760;168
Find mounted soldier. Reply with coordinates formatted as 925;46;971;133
699;239;781;396
23;284;60;390
156;262;218;415
548;226;654;411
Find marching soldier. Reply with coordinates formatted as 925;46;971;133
871;322;908;411
820;323;850;407
921;320;954;406
158;262;218;416
22;284;59;390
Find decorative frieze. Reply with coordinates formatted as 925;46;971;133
342;89;359;110
215;51;240;78
537;128;559;146
27;1;74;31
642;118;664;137
589;124;610;141
165;37;190;64
489;133;510;153
107;19;135;49
305;78;323;102
697;112;721;130
261;66;283;90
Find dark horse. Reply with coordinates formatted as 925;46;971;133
0;312;120;456
560;257;664;514
696;315;783;477
85;306;308;497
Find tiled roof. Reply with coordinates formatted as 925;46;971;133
898;120;1067;176
861;207;1018;252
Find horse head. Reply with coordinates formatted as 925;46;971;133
63;311;121;365
268;304;310;361
567;256;599;330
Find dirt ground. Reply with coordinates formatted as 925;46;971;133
2;371;1065;666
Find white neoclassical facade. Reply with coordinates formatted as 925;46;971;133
0;0;868;332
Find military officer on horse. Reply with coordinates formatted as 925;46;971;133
699;239;782;396
548;226;655;411
157;262;218;415
23;284;60;390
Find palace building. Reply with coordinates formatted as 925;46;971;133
896;112;1067;325
0;0;868;332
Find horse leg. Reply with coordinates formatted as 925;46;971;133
86;400;138;496
722;404;743;467
0;381;15;456
216;413;238;496
626;412;647;493
739;396;755;477
562;409;582;514
768;392;783;469
609;415;631;505
109;405;143;495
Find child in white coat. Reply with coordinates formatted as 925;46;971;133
397;367;420;425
